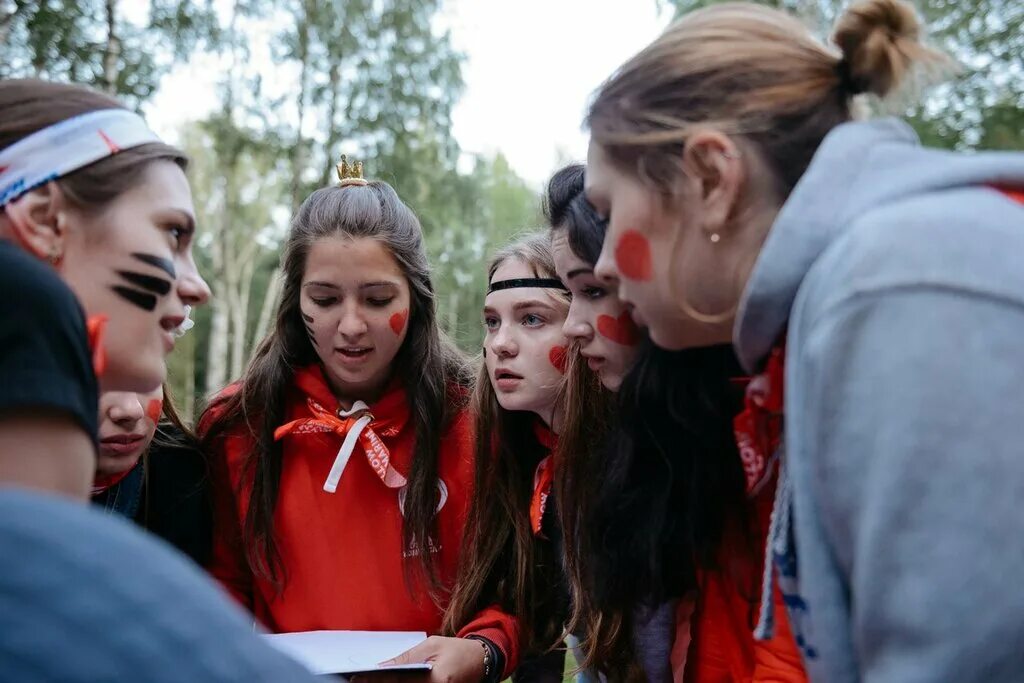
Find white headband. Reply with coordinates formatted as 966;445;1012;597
0;108;164;207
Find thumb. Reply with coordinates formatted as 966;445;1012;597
380;636;440;666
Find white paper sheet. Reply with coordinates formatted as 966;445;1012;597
263;630;432;676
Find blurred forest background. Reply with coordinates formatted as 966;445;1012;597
2;0;1020;419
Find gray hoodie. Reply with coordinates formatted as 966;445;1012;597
734;118;1024;682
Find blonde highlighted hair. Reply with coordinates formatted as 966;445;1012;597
588;0;946;193
444;232;587;654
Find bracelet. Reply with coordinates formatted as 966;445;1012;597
478;637;492;681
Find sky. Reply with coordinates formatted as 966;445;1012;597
141;0;673;191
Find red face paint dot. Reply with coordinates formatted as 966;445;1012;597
597;311;640;346
615;230;653;282
389;309;409;336
145;399;163;423
549;345;568;374
86;315;109;377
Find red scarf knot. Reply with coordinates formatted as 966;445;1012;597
733;344;785;497
275;397;407;492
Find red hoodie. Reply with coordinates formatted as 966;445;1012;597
206;364;518;673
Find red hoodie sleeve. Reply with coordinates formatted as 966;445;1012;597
457;605;521;679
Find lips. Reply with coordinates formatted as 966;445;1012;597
494;368;523;390
100;433;145;456
159;315;184;353
335;347;374;365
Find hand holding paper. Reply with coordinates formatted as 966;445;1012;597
358;636;486;683
263;630;431;677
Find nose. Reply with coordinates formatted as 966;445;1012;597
176;253;212;306
562;302;593;341
593;242;619;286
337;303;369;339
106;392;144;426
489;323;518;358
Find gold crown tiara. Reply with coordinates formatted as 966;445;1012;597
336;154;367;187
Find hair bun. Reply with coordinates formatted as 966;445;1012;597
831;0;931;97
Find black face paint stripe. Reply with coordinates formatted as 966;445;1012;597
112;285;157;311
304;325;318;346
117;270;172;295
302;313;318;346
132;252;176;278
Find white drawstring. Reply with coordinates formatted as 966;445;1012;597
754;444;790;641
322;400;372;493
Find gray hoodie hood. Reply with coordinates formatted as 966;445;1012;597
731;118;1024;683
735;118;1024;371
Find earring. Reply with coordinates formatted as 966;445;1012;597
49;248;63;267
709;233;721;244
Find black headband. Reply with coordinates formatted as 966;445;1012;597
487;277;568;293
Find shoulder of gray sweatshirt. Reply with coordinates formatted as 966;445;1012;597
734;118;1024;683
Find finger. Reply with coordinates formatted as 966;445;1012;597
379;637;440;666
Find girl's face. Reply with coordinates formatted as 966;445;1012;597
552;229;640;392
96;385;162;478
300;235;412;401
483;258;569;422
586;141;739;351
58;161;211;392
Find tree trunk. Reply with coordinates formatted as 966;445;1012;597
230;256;255;379
254;266;282;347
320;60;342;187
289;2;313;213
101;0;120;94
446;288;459;337
205;294;230;396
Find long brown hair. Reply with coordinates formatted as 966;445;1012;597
545;165;749;680
201;180;471;598
443;232;582;651
0;79;186;207
587;0;944;197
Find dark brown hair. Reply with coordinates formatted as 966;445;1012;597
0;79;187;208
544;164;749;679
587;0;944;196
201;181;471;598
443;232;583;652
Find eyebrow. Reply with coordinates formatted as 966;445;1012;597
360;281;400;290
303;281;401;291
157;208;196;234
566;267;593;280
512;299;557;313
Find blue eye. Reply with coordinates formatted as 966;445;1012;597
522;313;544;327
484;316;500;331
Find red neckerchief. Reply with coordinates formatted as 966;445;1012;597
86;314;108;377
733;343;784;497
92;459;139;495
530;420;557;537
994;185;1024;205
274;365;409;489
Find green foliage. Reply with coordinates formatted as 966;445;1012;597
0;0;219;105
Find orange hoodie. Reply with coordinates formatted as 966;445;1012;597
681;476;806;683
206;365;519;672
